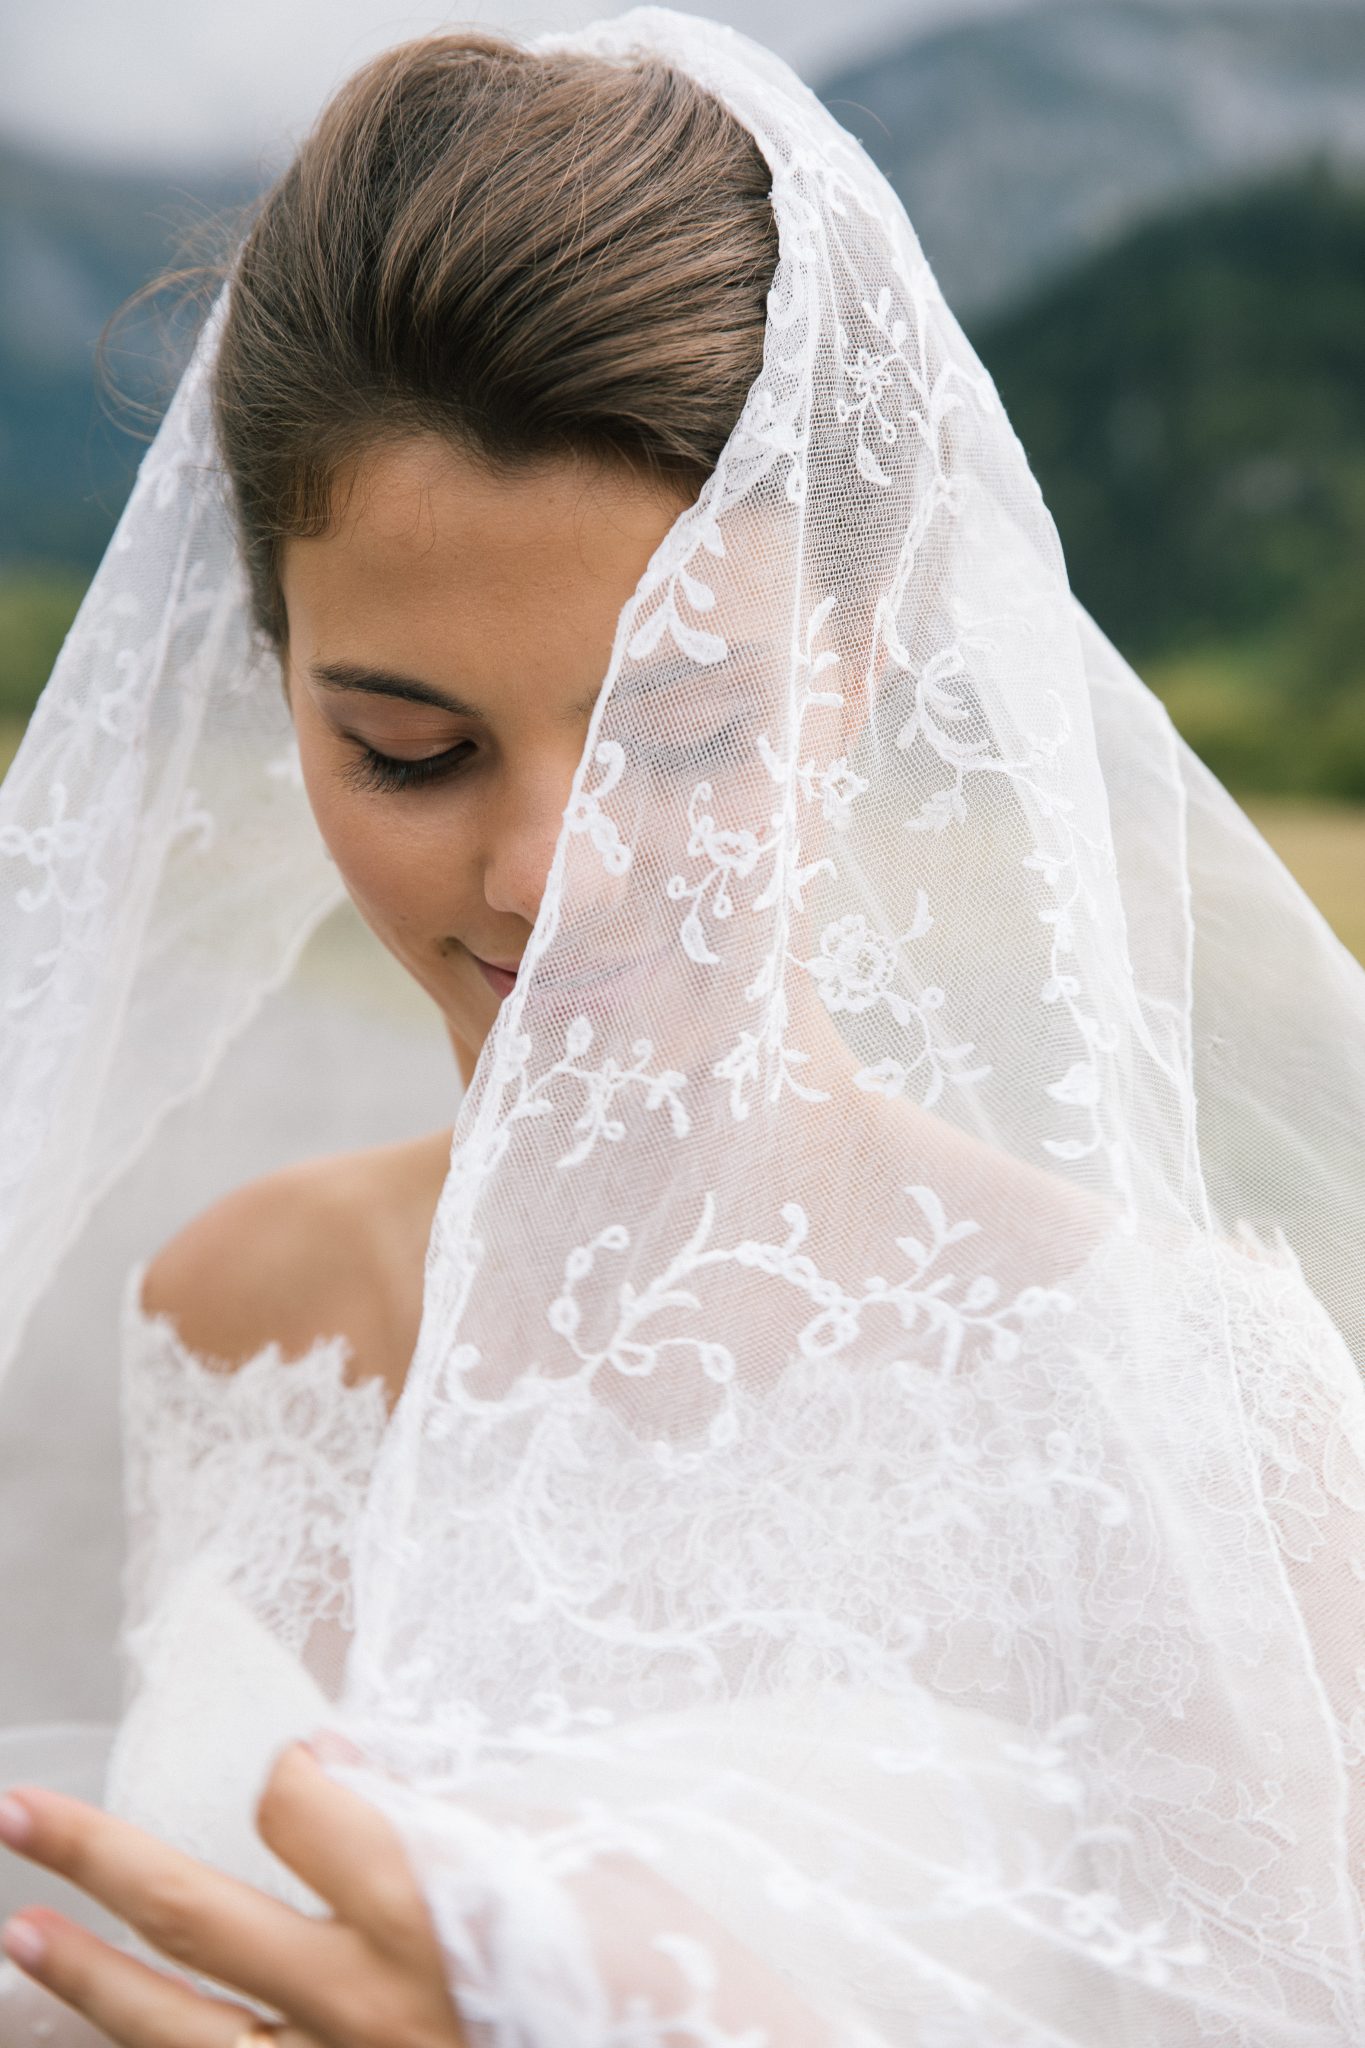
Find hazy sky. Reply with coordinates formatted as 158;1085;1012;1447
2;0;1033;168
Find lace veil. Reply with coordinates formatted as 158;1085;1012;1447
2;8;1365;2042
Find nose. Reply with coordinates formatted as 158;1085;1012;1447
481;746;628;927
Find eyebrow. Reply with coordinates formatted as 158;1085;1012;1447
309;660;597;723
310;662;485;718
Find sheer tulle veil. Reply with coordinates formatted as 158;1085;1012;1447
2;8;1365;2042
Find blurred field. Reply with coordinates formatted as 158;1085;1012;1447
1244;799;1365;963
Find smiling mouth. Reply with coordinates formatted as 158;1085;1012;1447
469;953;520;1000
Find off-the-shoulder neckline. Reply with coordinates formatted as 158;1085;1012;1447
119;1254;385;1395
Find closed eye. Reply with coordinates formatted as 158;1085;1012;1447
342;739;477;794
640;718;746;775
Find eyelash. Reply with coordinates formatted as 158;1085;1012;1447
642;719;745;773
343;741;475;794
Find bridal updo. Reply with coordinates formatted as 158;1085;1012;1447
209;35;779;646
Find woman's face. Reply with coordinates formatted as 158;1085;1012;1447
281;434;694;1079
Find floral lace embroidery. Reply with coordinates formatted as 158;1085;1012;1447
116;1259;390;1667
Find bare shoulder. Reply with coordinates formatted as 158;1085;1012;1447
139;1129;454;1394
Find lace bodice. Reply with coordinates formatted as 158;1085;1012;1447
0;1260;393;2043
108;1256;394;1872
115;1258;392;1672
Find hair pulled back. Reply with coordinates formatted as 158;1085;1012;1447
210;34;778;644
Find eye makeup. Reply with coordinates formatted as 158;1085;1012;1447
341;738;477;794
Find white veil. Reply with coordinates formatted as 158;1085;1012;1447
3;9;1365;2042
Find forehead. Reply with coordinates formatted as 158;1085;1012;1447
278;434;787;682
282;430;794;712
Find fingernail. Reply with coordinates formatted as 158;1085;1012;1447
2;1916;46;1970
0;1796;33;1850
302;1728;367;1767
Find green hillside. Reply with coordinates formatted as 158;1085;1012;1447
974;161;1365;796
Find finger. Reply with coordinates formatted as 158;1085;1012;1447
0;1783;343;2031
2;1907;317;2048
256;1745;444;1967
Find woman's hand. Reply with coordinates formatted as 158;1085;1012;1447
0;1738;467;2047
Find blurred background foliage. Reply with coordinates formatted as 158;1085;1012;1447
1;0;1362;952
979;161;1365;805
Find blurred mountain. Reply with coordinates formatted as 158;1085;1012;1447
0;139;248;566
2;0;1365;800
821;0;1365;317
3;0;1363;577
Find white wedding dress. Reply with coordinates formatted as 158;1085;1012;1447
4;1223;1359;2045
0;1261;392;2043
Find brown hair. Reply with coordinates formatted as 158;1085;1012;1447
209;34;778;644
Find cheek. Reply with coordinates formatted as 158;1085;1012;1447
298;749;469;941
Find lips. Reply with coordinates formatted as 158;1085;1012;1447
470;953;520;1000
468;934;678;1006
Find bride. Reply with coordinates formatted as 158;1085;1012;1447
2;10;1365;2045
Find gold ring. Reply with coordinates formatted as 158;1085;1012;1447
234;2027;283;2047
